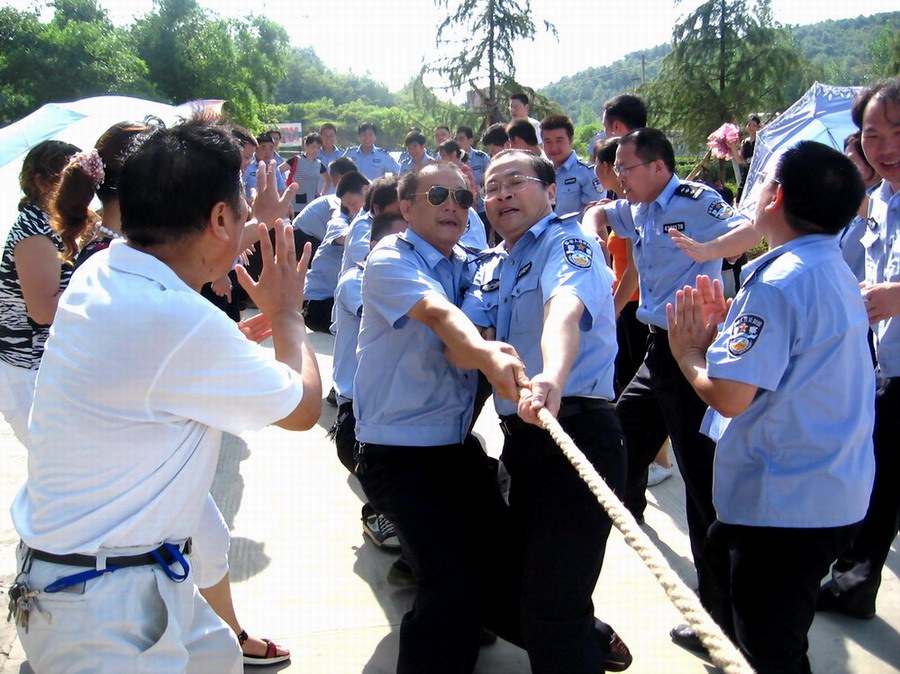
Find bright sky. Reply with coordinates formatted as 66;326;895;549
9;0;898;93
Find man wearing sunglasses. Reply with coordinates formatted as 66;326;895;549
352;162;529;673
463;149;632;673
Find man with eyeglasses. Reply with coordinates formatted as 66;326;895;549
463;149;633;673
352;162;529;673
596;128;758;639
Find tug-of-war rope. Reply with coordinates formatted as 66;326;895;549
526;393;755;674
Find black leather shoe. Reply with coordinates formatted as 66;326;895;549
817;582;876;619
605;630;633;671
669;624;708;655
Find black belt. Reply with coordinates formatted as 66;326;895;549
29;538;192;569
499;397;611;436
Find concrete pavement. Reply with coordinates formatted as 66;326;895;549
1;328;898;673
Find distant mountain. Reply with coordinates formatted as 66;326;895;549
541;11;899;124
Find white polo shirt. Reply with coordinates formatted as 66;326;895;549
12;240;304;555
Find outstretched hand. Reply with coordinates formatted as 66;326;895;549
669;229;713;262
235;221;310;317
251;160;298;227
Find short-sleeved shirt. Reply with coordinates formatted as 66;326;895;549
286;154;326;209
602;176;748;328
305;212;351;300
462;213;617;416
318;145;345;195
342;146;400;181
12;241;303;554
244;160;286;199
354;229;477;446
702;235;875;528
553;151;600;222
341;210;374;274
399;152;434;175
861;179;900;376
465;148;490;188
331;263;364;405
839;214;868;282
0;204;73;370
292;194;340;240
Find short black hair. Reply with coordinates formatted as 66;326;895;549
358;122;377;135
488;149;556;186
119;116;243;247
456;126;474;140
506;119;539;147
371;212;406;243
255;132;274;145
329;156;357;177
602;94;648;131
319;122;337;133
510;93;529;107
481;123;508;148
304;133;322;145
540;114;575;139
618;128;675;173
364;175;399;213
844;131;875;175
593;137;620;166
398;162;466;202
434;125;451;134
748;115;761;125
335;171;370;199
404;131;427;146
231;125;257;148
438;140;462;159
776;141;864;235
852;76;900;129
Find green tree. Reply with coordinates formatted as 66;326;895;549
429;0;557;123
642;0;806;149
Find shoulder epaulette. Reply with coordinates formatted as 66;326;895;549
674;184;705;200
553;212;581;223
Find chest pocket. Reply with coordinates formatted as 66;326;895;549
509;272;542;336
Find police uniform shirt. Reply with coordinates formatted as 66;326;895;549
342;145;401;181
291;194;340;240
702;234;875;528
839;214;868;283
861;179;900;376
463;213;617;417
341;210;373;274
332;263;364;405
318;145;345;195
465;148;490;188
399;151;435;175
305;212;351;301
243;160;286;199
461;207;488;252
603;176;748;329
554;151;601;221
354;229;477;446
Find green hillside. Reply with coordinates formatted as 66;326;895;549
541;11;899;124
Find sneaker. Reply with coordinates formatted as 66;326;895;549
605;630;633;671
362;507;401;552
387;556;418;587
647;462;674;487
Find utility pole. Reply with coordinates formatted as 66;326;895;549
642;54;646;83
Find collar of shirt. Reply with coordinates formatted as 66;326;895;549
739;233;831;287
558;150;579;173
400;228;467;270
497;212;557;256
634;174;680;224
105;239;192;292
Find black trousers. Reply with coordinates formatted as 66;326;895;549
355;436;524;674
302;298;334;334
331;401;356;473
615;330;717;596
614;301;649;397
702;520;859;674
501;403;626;674
830;374;900;607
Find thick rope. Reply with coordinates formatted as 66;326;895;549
526;396;755;674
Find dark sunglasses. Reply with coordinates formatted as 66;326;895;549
411;186;475;209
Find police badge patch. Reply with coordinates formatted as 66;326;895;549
727;314;764;356
563;238;592;269
708;200;735;220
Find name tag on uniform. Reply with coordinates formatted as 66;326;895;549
663;222;685;232
480;279;500;292
373;159;382;164
564;177;577;185
516;262;532;280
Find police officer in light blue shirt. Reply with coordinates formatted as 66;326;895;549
838;132;882;282
398;131;434;175
352;162;527;672
596;128;759;620
667;141;873;671
461;149;631;673
540;115;600;222
243;133;286;199
820;78;900;622
339;176;401;275
342;122;400;181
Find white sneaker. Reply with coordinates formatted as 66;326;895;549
647;463;674;487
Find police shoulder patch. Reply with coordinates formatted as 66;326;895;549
675;184;704;200
562;238;593;269
708;200;735;220
727;314;765;357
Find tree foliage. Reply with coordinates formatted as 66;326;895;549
275;48;395;108
642;0;806;148
430;0;557;123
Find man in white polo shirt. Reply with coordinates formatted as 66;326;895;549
9;117;321;674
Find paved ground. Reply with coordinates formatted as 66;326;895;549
1;328;898;673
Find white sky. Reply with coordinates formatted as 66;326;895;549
7;0;898;93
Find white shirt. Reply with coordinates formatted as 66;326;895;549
12;241;303;555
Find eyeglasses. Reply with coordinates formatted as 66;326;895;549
756;171;780;187
410;186;475;209
612;161;653;177
483;174;545;200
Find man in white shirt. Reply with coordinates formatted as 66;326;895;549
10;117;321;674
